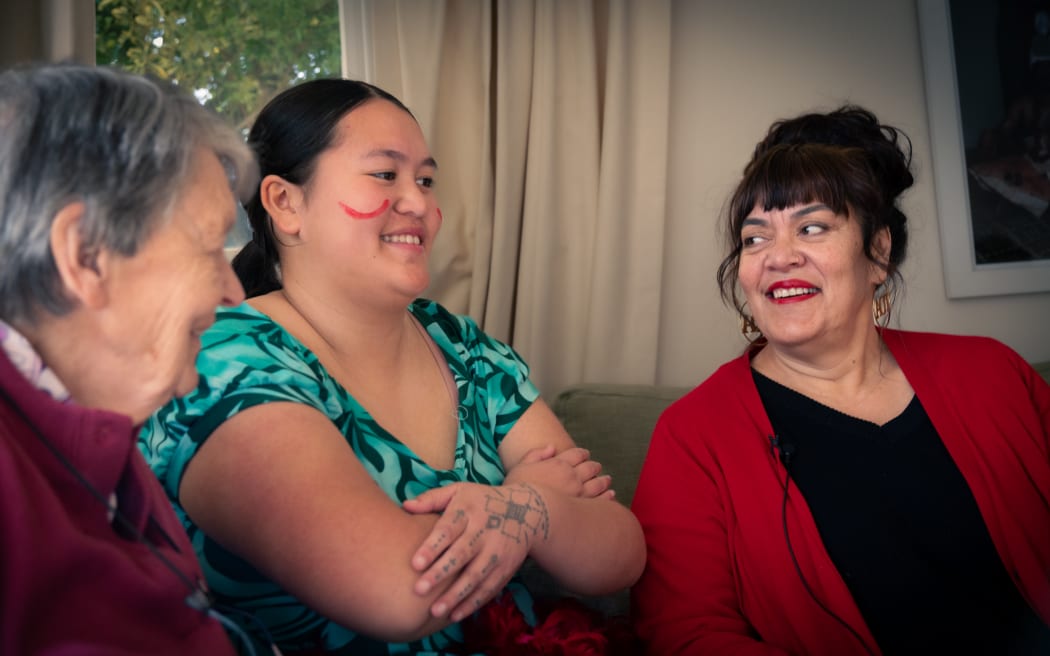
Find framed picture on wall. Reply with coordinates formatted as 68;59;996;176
918;0;1050;298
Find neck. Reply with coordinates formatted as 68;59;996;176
753;324;888;397
18;313;146;421
259;280;416;369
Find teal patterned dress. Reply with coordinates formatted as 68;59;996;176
139;299;539;654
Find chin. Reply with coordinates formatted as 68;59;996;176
768;336;820;352
169;361;202;397
174;376;200;398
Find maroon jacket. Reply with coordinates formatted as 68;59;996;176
632;330;1050;655
0;350;237;655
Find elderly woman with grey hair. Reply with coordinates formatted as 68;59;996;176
0;63;258;654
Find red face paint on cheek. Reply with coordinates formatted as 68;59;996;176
339;199;390;220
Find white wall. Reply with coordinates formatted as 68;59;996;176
657;0;1050;388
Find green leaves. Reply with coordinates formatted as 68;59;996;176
95;0;341;131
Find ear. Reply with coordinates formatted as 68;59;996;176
870;226;892;285
259;174;304;238
50;202;110;310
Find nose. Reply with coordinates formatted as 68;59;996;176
392;178;428;218
219;259;246;306
767;236;803;269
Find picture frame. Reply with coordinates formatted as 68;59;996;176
918;0;1050;298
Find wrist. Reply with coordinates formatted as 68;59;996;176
494;482;551;552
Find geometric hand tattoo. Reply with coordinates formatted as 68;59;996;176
483;483;550;546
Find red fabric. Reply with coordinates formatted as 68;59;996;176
460;591;641;655
631;329;1050;655
0;351;237;655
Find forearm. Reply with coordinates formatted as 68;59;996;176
180;400;503;643
219;499;462;643
525;484;645;595
352;514;465;640
493;401;646;594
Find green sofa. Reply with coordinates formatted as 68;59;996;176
519;359;1050;619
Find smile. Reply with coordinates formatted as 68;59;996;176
769;286;818;299
381;234;422;245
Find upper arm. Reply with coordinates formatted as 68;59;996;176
496;398;577;469
632;414;781;655
178;401;453;642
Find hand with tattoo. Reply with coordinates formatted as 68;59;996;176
401;482;551;622
504;445;615;499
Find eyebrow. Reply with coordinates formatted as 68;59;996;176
365;148;438;169
792;203;831;218
742;202;831;226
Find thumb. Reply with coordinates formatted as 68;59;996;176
517;444;557;466
402;484;458;514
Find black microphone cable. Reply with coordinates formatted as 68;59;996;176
769;434;877;656
0;385;282;656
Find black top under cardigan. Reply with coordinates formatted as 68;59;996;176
753;370;1050;655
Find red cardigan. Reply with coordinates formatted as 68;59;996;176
631;329;1050;655
0;350;237;655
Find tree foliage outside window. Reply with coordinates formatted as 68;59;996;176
96;0;341;132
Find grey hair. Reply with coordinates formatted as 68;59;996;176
0;62;258;325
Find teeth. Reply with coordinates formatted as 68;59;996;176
381;234;421;245
771;287;816;299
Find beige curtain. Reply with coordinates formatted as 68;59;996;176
339;0;671;397
0;0;95;67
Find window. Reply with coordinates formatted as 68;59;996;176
96;0;342;248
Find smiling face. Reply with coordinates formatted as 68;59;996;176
279;99;440;305
738;201;887;352
100;148;245;421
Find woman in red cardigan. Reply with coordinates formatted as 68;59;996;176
631;106;1050;655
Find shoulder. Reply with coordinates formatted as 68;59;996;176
635;352;772;504
197;304;322;380
882;327;1004;352
662;350;756;423
883;328;1026;375
649;350;768;461
139;304;337;494
183;304;334;401
411;299;539;416
411;298;477;341
411;298;527;368
884;329;1047;405
203;303;286;350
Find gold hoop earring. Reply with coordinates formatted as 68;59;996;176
872;291;891;325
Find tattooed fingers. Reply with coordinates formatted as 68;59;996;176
431;554;507;621
412;507;469;592
416;484;551;620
